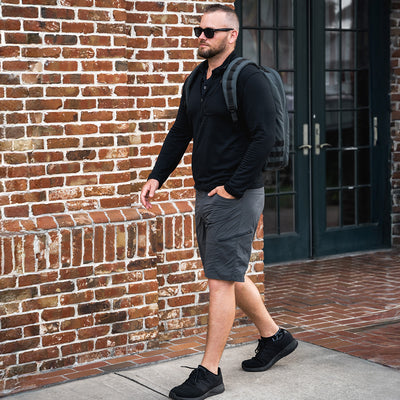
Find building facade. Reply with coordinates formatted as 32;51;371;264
0;0;398;394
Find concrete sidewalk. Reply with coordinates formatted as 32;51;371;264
7;341;400;400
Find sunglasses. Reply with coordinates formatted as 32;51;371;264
194;27;234;39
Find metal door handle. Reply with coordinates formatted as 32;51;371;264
373;117;378;146
299;124;311;155
314;123;331;155
315;123;321;155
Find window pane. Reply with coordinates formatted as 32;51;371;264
278;31;293;69
341;71;354;109
260;0;274;27
326;0;340;28
282;71;294;109
326;111;339;147
358;187;371;223
261;30;276;68
356;70;369;107
357;110;370;146
264;171;277;194
341;111;355;147
342;188;356;225
243;30;258;63
357;32;369;68
278;160;293;193
342;150;355;186
243;0;258;26
279;0;294;27
327;190;340;227
341;31;355;69
326;71;340;109
342;0;355;29
279;195;295;233
326;31;340;69
326;150;339;187
264;196;277;235
357;0;369;29
358;148;370;185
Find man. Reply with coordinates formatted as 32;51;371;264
140;4;297;400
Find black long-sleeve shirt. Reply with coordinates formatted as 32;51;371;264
148;51;276;198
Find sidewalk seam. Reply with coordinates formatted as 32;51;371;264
114;372;169;398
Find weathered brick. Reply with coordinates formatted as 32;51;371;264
1;313;39;329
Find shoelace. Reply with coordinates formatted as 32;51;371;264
181;366;203;383
253;338;280;360
254;330;285;356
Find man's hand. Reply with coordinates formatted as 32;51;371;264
208;185;235;199
140;179;160;209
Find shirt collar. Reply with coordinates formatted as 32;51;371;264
199;51;238;77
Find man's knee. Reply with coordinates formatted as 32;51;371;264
208;278;235;293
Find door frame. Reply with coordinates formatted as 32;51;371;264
310;0;391;256
234;0;391;262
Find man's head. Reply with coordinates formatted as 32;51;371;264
196;4;239;60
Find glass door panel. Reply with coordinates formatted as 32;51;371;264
312;0;390;255
236;0;390;262
237;0;309;262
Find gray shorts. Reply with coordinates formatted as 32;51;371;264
195;187;264;282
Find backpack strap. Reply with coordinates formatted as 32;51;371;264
183;62;204;109
221;57;255;124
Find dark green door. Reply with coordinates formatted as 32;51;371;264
235;0;391;263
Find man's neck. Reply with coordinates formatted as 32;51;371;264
206;50;234;78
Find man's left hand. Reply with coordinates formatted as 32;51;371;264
208;185;236;199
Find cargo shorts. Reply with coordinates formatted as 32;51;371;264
195;187;264;282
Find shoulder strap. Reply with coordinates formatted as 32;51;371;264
221;57;256;124
184;63;203;108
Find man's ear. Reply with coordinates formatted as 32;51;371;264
229;29;239;44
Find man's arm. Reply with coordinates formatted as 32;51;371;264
140;88;192;208
140;179;160;209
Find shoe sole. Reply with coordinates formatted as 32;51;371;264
169;383;225;400
242;339;298;372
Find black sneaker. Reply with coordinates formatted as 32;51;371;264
242;328;298;372
169;365;225;400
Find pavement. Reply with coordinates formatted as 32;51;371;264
7;340;400;400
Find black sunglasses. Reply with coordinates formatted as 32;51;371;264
194;27;234;39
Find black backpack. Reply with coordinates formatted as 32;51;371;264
184;57;290;171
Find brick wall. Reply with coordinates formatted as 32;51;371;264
391;0;400;245
0;0;265;394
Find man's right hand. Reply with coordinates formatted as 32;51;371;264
140;179;160;209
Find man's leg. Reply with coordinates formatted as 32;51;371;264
201;279;236;374
169;278;232;399
235;275;279;337
236;276;298;372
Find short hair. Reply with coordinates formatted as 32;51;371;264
204;4;239;31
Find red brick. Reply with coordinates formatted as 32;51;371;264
42;307;75;321
0;338;40;355
19;347;59;364
128;281;158;295
1;313;39;329
4;205;29;218
78;326;109;340
60;291;94;305
32;203;65;216
23;20;60;32
2;5;38;18
61;340;94;357
95;286;127;300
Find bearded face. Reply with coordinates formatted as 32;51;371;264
196;11;237;61
198;38;228;59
